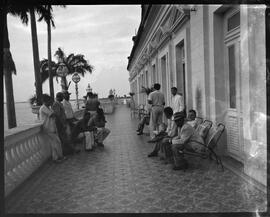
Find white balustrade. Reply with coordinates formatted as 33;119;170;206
4;124;51;197
74;109;85;119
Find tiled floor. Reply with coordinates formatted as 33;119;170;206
5;105;267;213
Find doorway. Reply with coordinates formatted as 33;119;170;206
175;41;186;106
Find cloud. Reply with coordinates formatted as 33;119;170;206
6;5;141;102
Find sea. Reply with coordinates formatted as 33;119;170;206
4;100;81;131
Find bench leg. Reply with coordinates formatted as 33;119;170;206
208;148;224;172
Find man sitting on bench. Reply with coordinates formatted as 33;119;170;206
165;111;205;170
186;109;197;128
147;107;178;157
71;111;96;152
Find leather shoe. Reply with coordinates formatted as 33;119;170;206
97;142;104;147
137;132;143;135
148;152;158;157
172;165;188;171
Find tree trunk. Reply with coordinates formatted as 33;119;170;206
30;8;43;105
4;52;17;129
47;21;54;100
266;6;270;143
61;76;68;92
3;11;17;128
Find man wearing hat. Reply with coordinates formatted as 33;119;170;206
165;111;205;170
62;90;77;129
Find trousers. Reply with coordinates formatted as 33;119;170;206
149;106;163;138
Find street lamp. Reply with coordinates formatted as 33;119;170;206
72;72;81;110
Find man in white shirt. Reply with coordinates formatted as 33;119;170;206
62;91;77;128
186;109;198;128
148;83;165;139
171;87;185;117
148;107;177;157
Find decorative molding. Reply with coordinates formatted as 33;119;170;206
129;5;190;81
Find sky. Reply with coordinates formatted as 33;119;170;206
5;5;141;102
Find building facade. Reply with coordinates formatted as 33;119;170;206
127;5;267;188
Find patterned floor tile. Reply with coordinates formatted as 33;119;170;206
5;105;267;213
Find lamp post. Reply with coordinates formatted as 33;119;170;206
72;72;81;110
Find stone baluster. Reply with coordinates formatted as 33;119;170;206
4;124;51;197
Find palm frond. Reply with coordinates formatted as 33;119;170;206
39;58;57;83
7;5;29;24
66;53;75;64
37;5;54;25
54;47;65;62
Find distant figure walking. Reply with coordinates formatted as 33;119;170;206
148;83;165;139
85;92;101;115
39;94;66;163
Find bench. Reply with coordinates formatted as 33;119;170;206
181;120;225;171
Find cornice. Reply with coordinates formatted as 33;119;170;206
128;5;192;81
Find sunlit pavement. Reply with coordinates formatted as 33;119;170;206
5;105;266;213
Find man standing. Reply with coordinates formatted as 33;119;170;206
148;83;165;139
62;90;77;129
52;92;77;155
171;87;185;117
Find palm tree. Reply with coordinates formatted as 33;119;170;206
29;6;49;106
6;4;49;103
38;5;66;99
53;47;94;91
40;58;58;85
3;4;31;129
3;3;54;128
3;5;19;128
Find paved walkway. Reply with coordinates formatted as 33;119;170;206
5;105;266;213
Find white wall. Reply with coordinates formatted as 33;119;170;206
189;6;206;117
